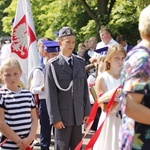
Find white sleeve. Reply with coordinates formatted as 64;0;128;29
87;75;95;86
87;75;96;104
30;69;44;94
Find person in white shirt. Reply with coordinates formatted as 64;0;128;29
87;55;106;131
96;27;118;49
30;39;59;150
90;27;118;63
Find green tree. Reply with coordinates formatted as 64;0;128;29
0;0;12;36
77;0;116;40
1;0;117;42
1;0;150;47
108;0;150;45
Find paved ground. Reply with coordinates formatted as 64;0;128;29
34;122;94;150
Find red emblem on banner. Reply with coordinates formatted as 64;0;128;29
11;15;36;59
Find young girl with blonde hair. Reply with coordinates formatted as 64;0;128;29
93;44;126;150
0;57;38;150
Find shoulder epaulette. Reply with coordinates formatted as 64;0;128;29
74;54;84;61
48;56;58;64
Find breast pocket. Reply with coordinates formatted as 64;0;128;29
58;73;71;80
57;74;72;89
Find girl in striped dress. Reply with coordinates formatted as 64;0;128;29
0;57;38;150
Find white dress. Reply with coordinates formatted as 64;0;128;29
93;71;121;150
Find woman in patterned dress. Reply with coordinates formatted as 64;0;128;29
119;5;150;150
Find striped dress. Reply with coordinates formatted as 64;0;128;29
0;87;36;150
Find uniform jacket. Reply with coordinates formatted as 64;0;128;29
126;44;134;53
45;54;91;126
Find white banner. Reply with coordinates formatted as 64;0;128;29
11;0;39;88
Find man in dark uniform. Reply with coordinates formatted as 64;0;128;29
45;27;91;150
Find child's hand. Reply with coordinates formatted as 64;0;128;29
99;102;107;111
21;137;32;149
41;85;44;91
53;121;65;129
83;116;89;124
17;139;26;150
99;101;118;112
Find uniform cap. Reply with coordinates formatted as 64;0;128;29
42;40;60;53
94;47;108;55
58;27;74;38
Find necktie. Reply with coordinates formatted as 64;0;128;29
68;59;73;70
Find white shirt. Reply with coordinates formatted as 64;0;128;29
93;38;118;58
87;73;96;104
60;53;73;65
96;38;118;49
87;49;95;58
30;68;45;100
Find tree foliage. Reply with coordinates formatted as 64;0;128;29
109;0;139;45
0;0;150;47
108;0;150;45
0;0;12;36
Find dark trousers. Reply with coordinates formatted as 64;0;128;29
55;125;82;150
39;99;53;150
